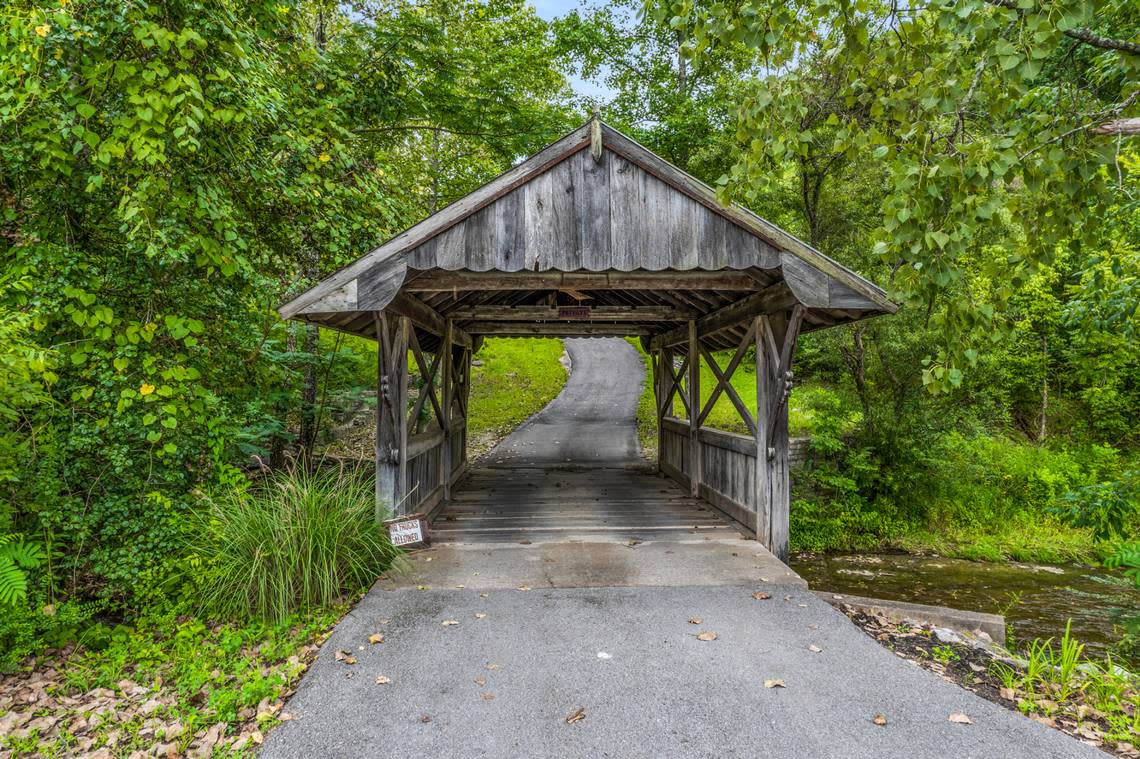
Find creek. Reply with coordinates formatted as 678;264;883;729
791;552;1140;656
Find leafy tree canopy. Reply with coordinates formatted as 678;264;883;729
656;0;1138;390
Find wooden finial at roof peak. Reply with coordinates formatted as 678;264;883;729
590;111;603;162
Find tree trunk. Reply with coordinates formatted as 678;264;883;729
1039;335;1048;442
298;323;320;465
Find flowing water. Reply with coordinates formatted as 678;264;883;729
791;553;1140;656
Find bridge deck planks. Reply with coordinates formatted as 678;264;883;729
431;465;745;544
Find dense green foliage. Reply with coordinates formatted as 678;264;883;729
660;0;1139;390
0;0;574;634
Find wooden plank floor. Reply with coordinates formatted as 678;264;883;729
431;465;745;544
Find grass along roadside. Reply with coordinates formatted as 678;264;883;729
466;337;568;460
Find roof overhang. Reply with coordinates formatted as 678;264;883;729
279;117;896;351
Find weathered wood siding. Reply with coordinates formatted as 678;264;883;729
405;149;781;273
660;416;760;535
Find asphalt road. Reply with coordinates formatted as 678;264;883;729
263;338;1103;758
480;337;644;467
263;586;1101;759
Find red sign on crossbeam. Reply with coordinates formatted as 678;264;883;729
558;306;591;319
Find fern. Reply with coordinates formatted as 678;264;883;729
1106;542;1140;588
0;534;44;606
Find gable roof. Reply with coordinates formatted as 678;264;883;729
278;118;896;322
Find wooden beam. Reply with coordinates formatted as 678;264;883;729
402;270;765;293
650;283;796;349
463;322;652;337
375;312;409;520
755;310;802;564
687;320;701;498
388;292;473;348
441;319;453;502
444;305;697;321
654;347;666;474
754;315;770;550
590;113;603;161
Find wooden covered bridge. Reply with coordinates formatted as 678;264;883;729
279;117;894;562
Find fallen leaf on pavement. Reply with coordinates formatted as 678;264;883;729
376;676;391;684
335;650;357;665
517;586;531;592
474;677;486;686
369;633;384;645
696;631;717;641
566;707;586;725
948;713;972;724
480;692;495;701
999;687;1015;701
752;592;771;600
416;585;429;591
441;620;459;626
764;679;786;689
420;714;432;723
689;617;702;625
474;613;487;619
486;663;499;670
807;645;822;653
280;712;295;721
872;714;887;726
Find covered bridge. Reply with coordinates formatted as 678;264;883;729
279;117;895;562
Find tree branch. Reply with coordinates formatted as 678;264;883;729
352;124;538;138
981;0;1140;55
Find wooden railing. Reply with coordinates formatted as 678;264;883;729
660;416;759;535
403;417;467;518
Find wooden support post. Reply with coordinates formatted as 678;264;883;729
754;309;802;563
653;347;665;474
687;320;700;497
753;315;771;549
375;312;410;521
441;319;454;501
459;344;472;469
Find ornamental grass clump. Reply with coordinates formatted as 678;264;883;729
195;468;400;623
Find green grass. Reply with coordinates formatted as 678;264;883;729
989;623;1140;746
467;338;568;457
896;520;1100;564
626;338;845;455
193;468;402;624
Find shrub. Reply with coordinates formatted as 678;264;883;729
192;468;402;623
